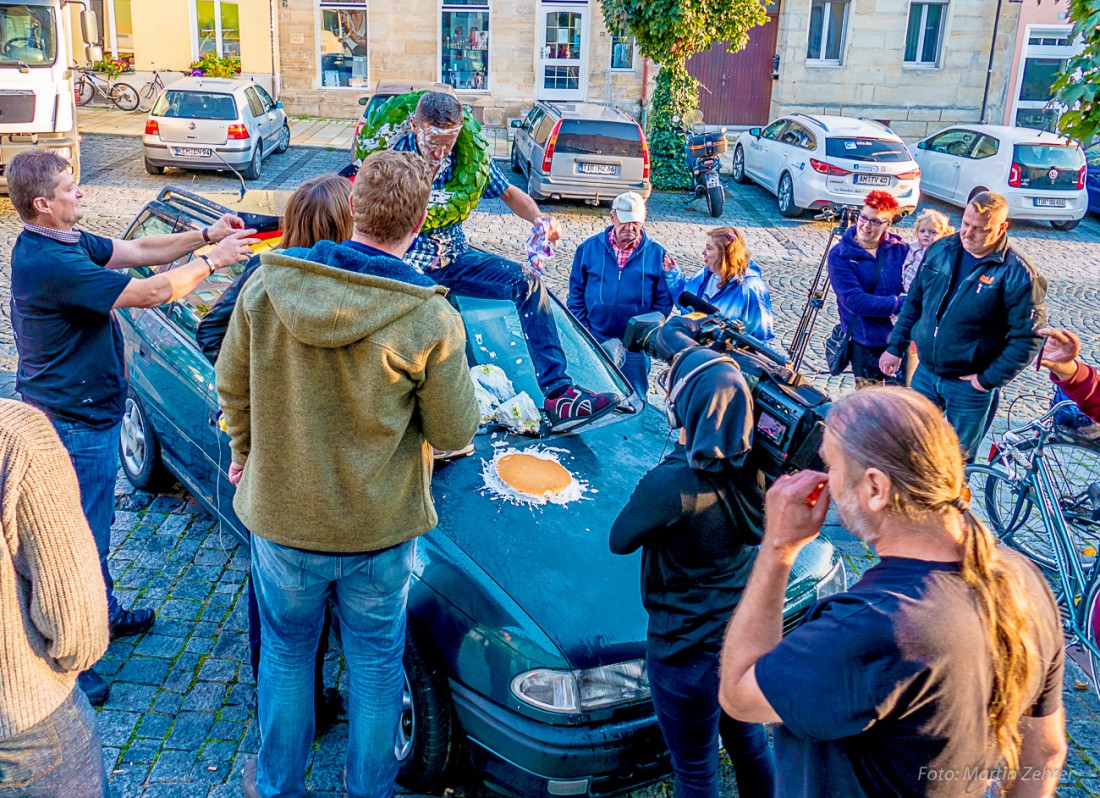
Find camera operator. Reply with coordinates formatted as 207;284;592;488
609;316;776;798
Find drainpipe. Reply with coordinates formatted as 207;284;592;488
979;0;1004;123
269;0;278;99
639;57;651;129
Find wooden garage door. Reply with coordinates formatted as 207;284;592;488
686;14;779;126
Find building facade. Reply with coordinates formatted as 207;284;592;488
1002;0;1080;131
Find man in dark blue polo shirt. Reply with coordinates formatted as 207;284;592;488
8;149;258;703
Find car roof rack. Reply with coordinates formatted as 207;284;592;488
155;186;282;233
791;113;828;132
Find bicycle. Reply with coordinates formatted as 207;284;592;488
73;64;139;111
134;64;171;113
964;400;1100;697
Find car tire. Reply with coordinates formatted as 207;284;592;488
707;183;724;217
242;141;262;181
396;632;460;792
144;158;164;176
777;172;802;218
119;389;172;492
510;143;523;174
1051;219;1081;231
732;145;750;184
527;170;546;202
274;121;291;154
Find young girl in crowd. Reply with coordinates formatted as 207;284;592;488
664;227;777;345
901;209;955;384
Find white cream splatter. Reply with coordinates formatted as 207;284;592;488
480;446;588;507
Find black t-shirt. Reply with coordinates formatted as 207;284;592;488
755;553;1064;798
609;447;764;661
11;229;128;428
947;248;984;298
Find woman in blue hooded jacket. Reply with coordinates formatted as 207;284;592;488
665;227;777;346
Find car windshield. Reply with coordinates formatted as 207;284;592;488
1013;144;1085;169
152;90;238;121
555;120;643;158
825;138;910;162
0;6;55;66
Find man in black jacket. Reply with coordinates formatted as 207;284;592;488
879;192;1047;461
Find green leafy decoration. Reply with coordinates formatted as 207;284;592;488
188;54;242;79
1053;0;1100;144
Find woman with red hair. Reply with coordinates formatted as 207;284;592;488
827;190;909;387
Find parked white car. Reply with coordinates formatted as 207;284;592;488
913;125;1087;231
732;114;921;218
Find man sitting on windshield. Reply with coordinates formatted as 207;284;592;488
389;91;617;431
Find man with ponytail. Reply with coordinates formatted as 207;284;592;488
718;387;1066;797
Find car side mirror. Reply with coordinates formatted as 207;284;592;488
275;101;283;110
510;118;522;128
917;140;928;150
749;127;761;138
358;96;369;106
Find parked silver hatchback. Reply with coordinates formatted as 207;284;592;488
510;101;651;204
142;77;290;181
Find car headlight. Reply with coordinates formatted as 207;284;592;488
815;559;847;601
511;659;650;714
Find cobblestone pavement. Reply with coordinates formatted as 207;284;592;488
0;135;1098;797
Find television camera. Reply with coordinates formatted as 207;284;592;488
624;292;831;479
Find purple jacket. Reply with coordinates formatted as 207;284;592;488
827;227;907;348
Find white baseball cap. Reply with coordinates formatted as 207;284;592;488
612;191;647;223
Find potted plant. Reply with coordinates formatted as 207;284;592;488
91;56;132;78
187;54;242;78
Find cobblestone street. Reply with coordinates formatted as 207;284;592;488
1;135;1098;797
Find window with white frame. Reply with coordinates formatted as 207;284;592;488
319;2;369;88
90;0;133;63
904;1;947;65
807;0;848;63
1012;25;1079;131
195;0;239;58
441;1;489;91
610;33;635;71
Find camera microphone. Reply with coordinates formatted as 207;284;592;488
679;291;721;317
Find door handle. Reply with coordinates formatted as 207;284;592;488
138;343;149;358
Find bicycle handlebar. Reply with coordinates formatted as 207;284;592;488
1001;399;1078;447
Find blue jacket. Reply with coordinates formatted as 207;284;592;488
827;227;907;348
666;260;776;343
568;227;674;342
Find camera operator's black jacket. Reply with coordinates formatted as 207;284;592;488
886;234;1046;390
196;254;263;363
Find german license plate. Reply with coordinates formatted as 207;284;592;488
854;174;890;186
173;146;212;158
579;163;617;176
705;172;721;187
1034;197;1066;208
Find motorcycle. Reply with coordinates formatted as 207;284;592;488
679;110;727;218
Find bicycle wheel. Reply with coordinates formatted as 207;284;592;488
965;464;1052;569
137;82;159;113
110;81;139;112
74;76;93;106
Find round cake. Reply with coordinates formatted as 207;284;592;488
495;453;573;497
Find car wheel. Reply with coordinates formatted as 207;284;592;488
242;141;262;181
144;158;164;176
732;145;750;184
527;170;546;202
510;143;523;174
396;632;460;792
1051;219;1081;231
777;172;802;218
274;121;291;154
119;390;172;491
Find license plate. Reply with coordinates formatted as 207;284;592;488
579;163;617;176
172;146;212;158
705;172;721;187
854;174;890;186
1034;197;1067;208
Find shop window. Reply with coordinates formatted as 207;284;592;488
904;1;947;65
319;3;369;89
807;0;848;63
195;0;239;58
610;33;635;71
442;1;489;91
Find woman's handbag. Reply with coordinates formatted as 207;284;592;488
825;323;853;376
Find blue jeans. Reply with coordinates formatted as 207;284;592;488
251;535;415;798
49;417;121;621
622;350;651;400
647;646;776;798
0;689;107;798
429;248;571;397
910;364;999;464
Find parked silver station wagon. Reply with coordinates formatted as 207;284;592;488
142;77;290;181
511;101;651;204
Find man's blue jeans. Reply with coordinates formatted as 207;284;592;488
49;418;122;621
251;535;415;798
622;351;651;400
428;248;571;398
910;364;999;464
0;689;107;797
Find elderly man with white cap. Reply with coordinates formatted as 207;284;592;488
568;191;677;399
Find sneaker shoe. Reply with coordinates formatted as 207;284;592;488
544;386;618;432
241;756;259;798
77;668;110;706
433;443;475;461
110;607;155;640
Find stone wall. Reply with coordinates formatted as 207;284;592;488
770;0;1021;141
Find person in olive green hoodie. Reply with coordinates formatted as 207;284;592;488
216;149;478;798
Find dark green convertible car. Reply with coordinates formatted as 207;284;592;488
115;187;847;797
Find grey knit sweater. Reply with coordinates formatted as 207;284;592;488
0;400;109;739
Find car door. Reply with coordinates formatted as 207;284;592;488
749;119;789;186
254;85;282;144
517;106;544;168
1087;143;1100;213
530;112;558;177
244;87;272;148
918;129;978;201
